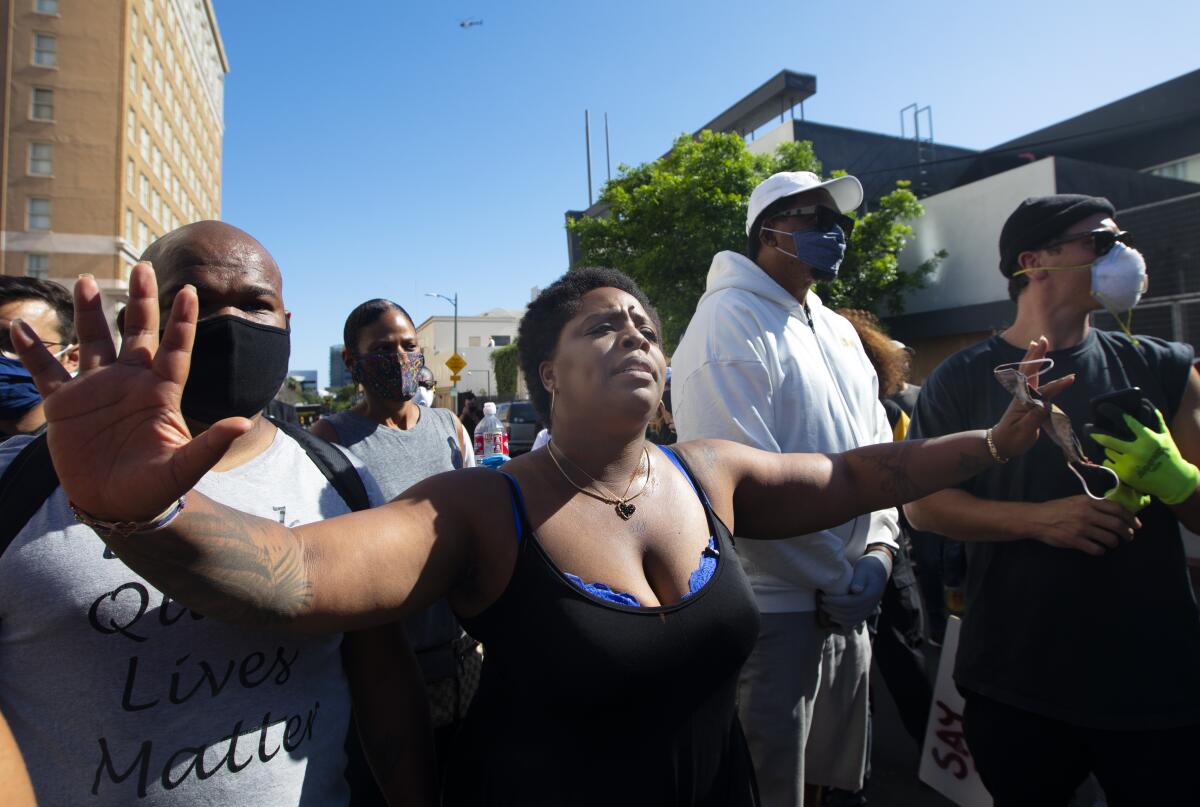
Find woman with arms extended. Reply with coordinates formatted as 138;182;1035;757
11;265;1075;806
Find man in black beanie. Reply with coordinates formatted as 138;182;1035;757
904;194;1200;804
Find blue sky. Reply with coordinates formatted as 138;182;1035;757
211;0;1198;388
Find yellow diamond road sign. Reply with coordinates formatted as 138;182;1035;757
445;353;466;374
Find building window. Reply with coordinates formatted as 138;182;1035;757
25;254;49;279
33;34;56;67
35;0;58;14
155;16;163;42
127;107;135;141
131;7;139;38
140;126;150;159
129;59;138;95
142;34;152;63
27;198;51;230
31;88;54;120
140;174;149;206
28;142;52;175
126;158;135;191
125;208;134;239
490;335;512;346
138;221;148;252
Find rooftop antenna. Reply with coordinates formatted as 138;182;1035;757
604;112;612;183
585;110;594;206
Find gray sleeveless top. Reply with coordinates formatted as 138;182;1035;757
323;407;464;501
323;407;467;679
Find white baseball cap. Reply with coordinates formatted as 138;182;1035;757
746;171;864;235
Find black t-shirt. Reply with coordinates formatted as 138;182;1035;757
909;329;1200;729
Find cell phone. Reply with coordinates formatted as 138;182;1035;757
1089;387;1155;440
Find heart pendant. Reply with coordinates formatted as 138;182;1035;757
615;502;636;520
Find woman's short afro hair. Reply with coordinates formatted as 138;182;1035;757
518;267;660;426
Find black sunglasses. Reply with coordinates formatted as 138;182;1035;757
769;205;856;237
1041;229;1131;256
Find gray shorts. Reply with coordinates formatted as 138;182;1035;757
737;612;870;806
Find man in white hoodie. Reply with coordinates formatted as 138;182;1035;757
672;171;898;806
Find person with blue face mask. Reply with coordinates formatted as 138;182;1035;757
672;171;896;805
0;277;78;441
905;194;1200;805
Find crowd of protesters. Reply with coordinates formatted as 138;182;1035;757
1;173;1198;807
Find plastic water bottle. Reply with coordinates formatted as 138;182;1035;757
473;402;510;468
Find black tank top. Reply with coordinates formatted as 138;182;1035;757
445;448;762;806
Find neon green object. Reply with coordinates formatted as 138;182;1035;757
1104;481;1150;514
1090;408;1200;505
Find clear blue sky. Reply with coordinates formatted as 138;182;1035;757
211;0;1199;389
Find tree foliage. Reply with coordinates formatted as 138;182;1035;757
324;383;359;413
568;131;939;349
491;341;520;398
820;180;945;313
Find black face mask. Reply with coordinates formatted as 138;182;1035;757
180;315;290;424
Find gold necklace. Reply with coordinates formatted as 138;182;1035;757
547;442;651;520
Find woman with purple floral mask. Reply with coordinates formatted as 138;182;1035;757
312;298;478;778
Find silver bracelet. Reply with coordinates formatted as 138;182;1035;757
69;496;187;538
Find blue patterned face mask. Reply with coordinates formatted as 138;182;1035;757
762;224;848;279
0;355;41;420
352;351;424;402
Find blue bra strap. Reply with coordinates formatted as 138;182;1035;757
496;470;528;547
657;445;713;510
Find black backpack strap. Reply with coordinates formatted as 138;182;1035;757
0;431;60;559
267;416;371;512
266;416;386;803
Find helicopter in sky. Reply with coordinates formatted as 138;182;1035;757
459;19;483;28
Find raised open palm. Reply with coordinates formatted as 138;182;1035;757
11;263;249;522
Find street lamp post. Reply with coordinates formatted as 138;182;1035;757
425;291;459;402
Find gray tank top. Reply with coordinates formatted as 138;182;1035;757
323;407;464;501
322;407;466;679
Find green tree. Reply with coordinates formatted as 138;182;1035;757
568;131;939;349
324;383;359;413
491;341;520;398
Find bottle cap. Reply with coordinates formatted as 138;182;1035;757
483;401;497;416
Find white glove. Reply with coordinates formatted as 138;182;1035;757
818;552;891;630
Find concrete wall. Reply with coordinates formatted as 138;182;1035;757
898;158;1057;315
416;315;524;398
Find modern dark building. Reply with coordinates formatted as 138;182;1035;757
888;69;1200;378
328;344;352;390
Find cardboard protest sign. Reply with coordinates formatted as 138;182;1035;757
918;616;993;807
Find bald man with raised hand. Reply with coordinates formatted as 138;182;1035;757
0;222;435;806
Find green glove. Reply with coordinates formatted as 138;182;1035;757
1104;480;1151;513
1089;406;1200;505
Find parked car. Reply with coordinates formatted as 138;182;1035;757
495;399;540;456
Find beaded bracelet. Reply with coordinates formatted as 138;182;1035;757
69;495;187;538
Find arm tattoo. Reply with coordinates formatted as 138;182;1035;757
108;507;313;626
861;442;924;503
